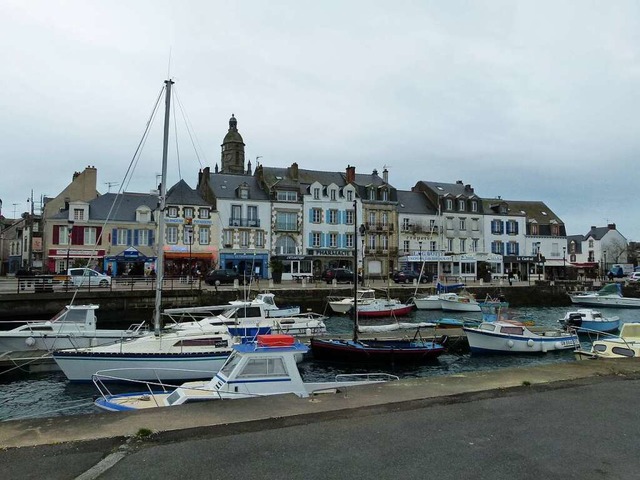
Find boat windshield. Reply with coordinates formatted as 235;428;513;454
219;352;241;377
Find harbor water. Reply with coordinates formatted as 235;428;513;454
1;306;637;421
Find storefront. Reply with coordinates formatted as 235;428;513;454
404;251;452;281
165;246;218;278
218;250;267;279
272;255;314;281
104;247;156;277
47;248;106;274
307;248;356;277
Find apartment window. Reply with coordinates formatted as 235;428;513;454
346;190;353;201
277;191;297;202
247;206;258;226
330;189;337;201
198;208;210;219
313;188;320;200
223;230;233;247
311;208;322;223
167;206;178;217
459;238;466;252
381;234;388;250
231;205;242;224
346;210;354;225
83;227;96;245
73;208;84;221
381;212;388;227
429;219;437;231
59;226;71;246
368;212;376;226
138;229;150;246
117;228;128;246
328;209;338;224
381;189;388;201
471;238;479;252
491;219;504;234
445;199;453;210
255;231;264;247
329;233;338;248
429;241;437;251
471;201;478;212
447;238;454;252
369;188;376;200
551;225;560;236
531;224;539;235
446;217;454;230
402;240;409;253
491;241;504;254
166;226;178;244
184;226;194;245
276;212;297;231
506;220;519;235
312;232;321;247
240;231;249;247
458;199;465;211
368;234;376;250
459;218;466;231
183;207;194;219
507;241;519;255
402;218;410;231
346;233;354;248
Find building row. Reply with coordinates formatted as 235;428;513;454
0;116;630;281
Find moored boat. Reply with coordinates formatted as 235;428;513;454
569;283;640;308
229;293;300;317
328;289;413;317
440;292;481;312
574;323;640;360
559;309;621;333
93;334;399;411
463;320;579;354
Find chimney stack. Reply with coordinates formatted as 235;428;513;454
608;223;616;230
346;165;356;184
383;168;388;184
290;162;299;180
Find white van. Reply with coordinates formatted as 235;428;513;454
67;268;112;288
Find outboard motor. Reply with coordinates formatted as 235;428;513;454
563;312;583;329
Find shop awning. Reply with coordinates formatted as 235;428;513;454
163;252;216;260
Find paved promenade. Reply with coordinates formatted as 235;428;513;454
1;359;639;479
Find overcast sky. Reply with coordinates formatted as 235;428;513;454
2;0;639;240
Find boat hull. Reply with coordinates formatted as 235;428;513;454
53;351;229;382
440;300;481;312
463;328;579;354
328;301;353;314
569;295;640;308
357;304;414;318
412;297;442;310
310;338;444;364
0;331;140;353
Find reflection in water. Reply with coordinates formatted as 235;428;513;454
0;306;634;421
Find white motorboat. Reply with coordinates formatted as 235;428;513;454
228;293;301;317
463;320;579;354
93;334;399;411
411;294;442;310
165;302;327;337
559;309;621;333
440;292;481;312
574;322;640;360
569;283;640;308
328;289;413;317
0;305;147;353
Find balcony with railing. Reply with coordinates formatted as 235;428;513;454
274;222;299;232
228;218;261;228
365;222;394;232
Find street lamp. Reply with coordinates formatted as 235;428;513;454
359;223;366;286
65;220;74;273
562;246;566;279
185;217;193;283
418;240;423;276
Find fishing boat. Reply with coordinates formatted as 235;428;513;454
311;200;446;364
0;305;147;353
228;293;301;317
92;334;399;411
53;80;235;382
569;283;640;308
463;320;579;354
328;289;413;317
559;309;621;333
439;291;481;312
574;323;640;360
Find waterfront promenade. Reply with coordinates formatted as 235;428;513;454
1;359;639;479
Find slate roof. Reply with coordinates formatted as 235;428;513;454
418;180;479;198
397;190;437;215
50;193;157;222
584;226;613;241
166;179;209;206
207;173;270;201
501;200;563;225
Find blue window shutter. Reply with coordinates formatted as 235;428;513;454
112;228;117;246
127;230;132;246
515;223;519;234
150;230;155;247
309;232;313;246
133;230;139;246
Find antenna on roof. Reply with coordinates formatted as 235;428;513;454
105;182;119;193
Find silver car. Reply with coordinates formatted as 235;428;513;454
67;268;112;287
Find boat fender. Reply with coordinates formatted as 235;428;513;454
527;339;534;347
25;337;36;347
554;341;563;349
507;340;514;348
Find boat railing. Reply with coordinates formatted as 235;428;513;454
334;373;399;383
569;326;636;352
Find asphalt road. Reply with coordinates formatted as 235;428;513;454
3;375;637;480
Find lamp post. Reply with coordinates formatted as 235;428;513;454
418;240;423;277
65;220;74;273
562;246;566;280
185;217;193;283
359;223;366;286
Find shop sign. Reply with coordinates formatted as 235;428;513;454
309;249;354;257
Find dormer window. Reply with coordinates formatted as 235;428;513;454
471;201;478;212
330;189;337;201
199;208;210;219
239;186;249;199
499;205;507;214
136;206;151;223
369;188;376;200
73;208;85;221
458;199;465;211
313;188;320;200
167;206;178;218
381;189;389;201
346;190;353;201
183;207;194;219
445;199;453;210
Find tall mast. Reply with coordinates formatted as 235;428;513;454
352;199;358;342
153;79;173;336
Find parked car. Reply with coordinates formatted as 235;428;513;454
392;269;430;284
628;272;640;283
67;268;112;287
321;268;362;284
204;269;246;286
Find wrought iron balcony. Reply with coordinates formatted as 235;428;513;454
229;218;261;228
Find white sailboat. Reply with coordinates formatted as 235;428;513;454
53;80;235;382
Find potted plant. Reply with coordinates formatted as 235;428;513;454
270;257;284;284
